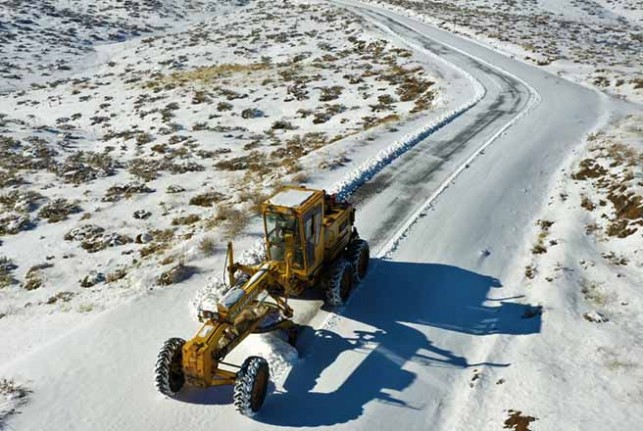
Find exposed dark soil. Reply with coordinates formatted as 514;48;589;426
504;410;538;431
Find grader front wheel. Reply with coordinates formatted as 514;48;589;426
233;356;270;417
155;337;186;396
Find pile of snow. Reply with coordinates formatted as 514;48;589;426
245;333;299;381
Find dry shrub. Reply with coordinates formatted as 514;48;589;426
146;63;269;88
580;279;607;306
606;219;637;238
171;214;201;226
139;229;175;258
272;120;298;130
580;195;596;211
190;192;225;207
103;182;154;202
0;378;28;396
38;198;83;223
0;256;18;288
214;204;249;238
504;410;537;431
199;236;217;256
524;265;536;279
571;158;607;180
46;291;75;304
607;192;642;221
23;262;53;291
238;190;269;215
361;114;400;130
319;86;344;102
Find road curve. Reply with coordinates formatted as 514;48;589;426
347;5;535;251
1;2;616;431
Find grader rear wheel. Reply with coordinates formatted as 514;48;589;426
233;356;270;417
347;239;370;283
325;258;353;307
155;337;186;396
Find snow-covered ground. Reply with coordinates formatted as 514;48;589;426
0;0;641;430
478;113;643;429
359;0;643;103
0;0;466;366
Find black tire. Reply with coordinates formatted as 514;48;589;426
234;356;270;417
347;239;370;283
286;324;300;347
325;258;353;307
155;337;186;396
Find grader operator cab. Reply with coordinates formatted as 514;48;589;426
155;186;369;416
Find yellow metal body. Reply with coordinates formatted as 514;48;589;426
260;186;355;294
182;186;356;387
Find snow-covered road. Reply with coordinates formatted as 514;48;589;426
2;1;626;430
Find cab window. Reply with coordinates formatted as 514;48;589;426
265;212;303;268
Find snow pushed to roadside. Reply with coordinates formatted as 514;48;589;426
333;1;542;259
329;9;486;200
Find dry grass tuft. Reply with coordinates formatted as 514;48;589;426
171;214;201;226
0;256;18;288
146;63;269;88
210;204;249;238
198;236;217;256
189;192;225;207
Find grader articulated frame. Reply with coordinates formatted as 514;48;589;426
155;186;370;416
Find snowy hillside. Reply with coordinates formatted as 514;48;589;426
0;0;228;92
0;0;446;325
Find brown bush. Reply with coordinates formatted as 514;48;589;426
171;214;201;226
190;192;226;207
199;236;217;255
38;198;83;223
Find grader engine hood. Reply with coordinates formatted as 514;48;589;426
218;265;271;321
183;264;275;386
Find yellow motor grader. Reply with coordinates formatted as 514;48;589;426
155;186;370;416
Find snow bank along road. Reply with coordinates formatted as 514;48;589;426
1;1;627;430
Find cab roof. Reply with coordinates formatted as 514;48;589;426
267;188;316;208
